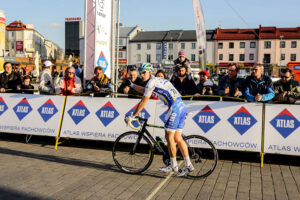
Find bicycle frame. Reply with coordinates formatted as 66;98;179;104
133;117;168;157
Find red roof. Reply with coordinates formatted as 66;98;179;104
215;28;258;40
215;26;300;40
6;20;34;31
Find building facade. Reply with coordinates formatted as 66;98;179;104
215;26;300;68
118;25;143;66
128;30;216;67
65;17;84;58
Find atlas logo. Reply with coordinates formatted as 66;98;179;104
159;110;168;123
228;107;257;135
192;105;220;133
0;97;8;116
126;104;150;128
68;100;90;125
270;109;299;138
96;101;119;127
13;98;32;121
97;51;109;73
37;99;58;122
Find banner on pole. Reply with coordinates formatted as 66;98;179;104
94;0;112;78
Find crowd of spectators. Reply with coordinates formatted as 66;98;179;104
0;54;299;104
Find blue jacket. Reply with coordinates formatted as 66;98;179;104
243;75;275;102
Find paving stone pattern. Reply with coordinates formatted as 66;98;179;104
0;139;300;200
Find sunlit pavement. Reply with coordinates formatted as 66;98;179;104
0;134;300;200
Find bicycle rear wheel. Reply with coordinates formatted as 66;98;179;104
112;131;154;174
183;135;218;179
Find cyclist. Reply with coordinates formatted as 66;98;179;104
125;63;194;177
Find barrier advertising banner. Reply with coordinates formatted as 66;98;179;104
154;101;262;152
264;104;300;156
60;97;157;141
94;0;112;78
0;94;65;136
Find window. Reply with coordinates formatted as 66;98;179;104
119;39;123;46
219;54;223;61
137;43;141;50
11;32;14;37
218;43;223;49
156;54;162;61
181;43;185;49
229;54;234;61
240;42;245;48
249;54;254;60
250;42;256;48
280;41;285;48
281;54;285;61
264;41;271;49
291;41;297;48
168;55;173;60
229;42;234;48
119;52;123;58
147;54;151;62
239;54;245;61
191;54;196;61
137;54;141;62
291;54;296;61
156;43;161;50
147;43;151;50
191;43;196;49
11;43;15;49
168;43;173;49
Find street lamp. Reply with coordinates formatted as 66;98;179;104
279;35;284;74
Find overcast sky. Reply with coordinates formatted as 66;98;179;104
2;0;300;49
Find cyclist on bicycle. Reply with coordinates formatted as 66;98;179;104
125;63;194;177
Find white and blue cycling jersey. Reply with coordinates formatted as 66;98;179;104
144;76;186;132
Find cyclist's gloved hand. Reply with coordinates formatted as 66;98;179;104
124;79;133;87
124;114;135;125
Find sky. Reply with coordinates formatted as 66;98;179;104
1;0;300;50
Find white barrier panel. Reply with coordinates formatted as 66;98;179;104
60;97;157;141
264;104;300;156
154;101;262;152
0;93;65;136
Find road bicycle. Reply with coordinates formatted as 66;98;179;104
112;116;218;179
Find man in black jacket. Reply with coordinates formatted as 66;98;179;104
173;50;191;75
217;63;244;98
170;64;197;98
0;62;22;93
118;68;145;98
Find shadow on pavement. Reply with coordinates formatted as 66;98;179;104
0;186;51;200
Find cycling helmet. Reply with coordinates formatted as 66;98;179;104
138;63;153;72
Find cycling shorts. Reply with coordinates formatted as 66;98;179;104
164;99;186;132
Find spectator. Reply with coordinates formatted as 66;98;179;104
170;64;198;97
39;60;55;95
118;68;144;98
196;70;217;95
155;70;167;79
86;66;112;97
0;62;22;93
173;50;191;75
217;63;244;98
273;69;300;104
243;63;275;102
21;76;34;94
55;67;82;95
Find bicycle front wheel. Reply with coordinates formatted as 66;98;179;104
183;135;218;179
112;131;154;174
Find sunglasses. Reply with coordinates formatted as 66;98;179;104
281;76;290;79
140;71;147;74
